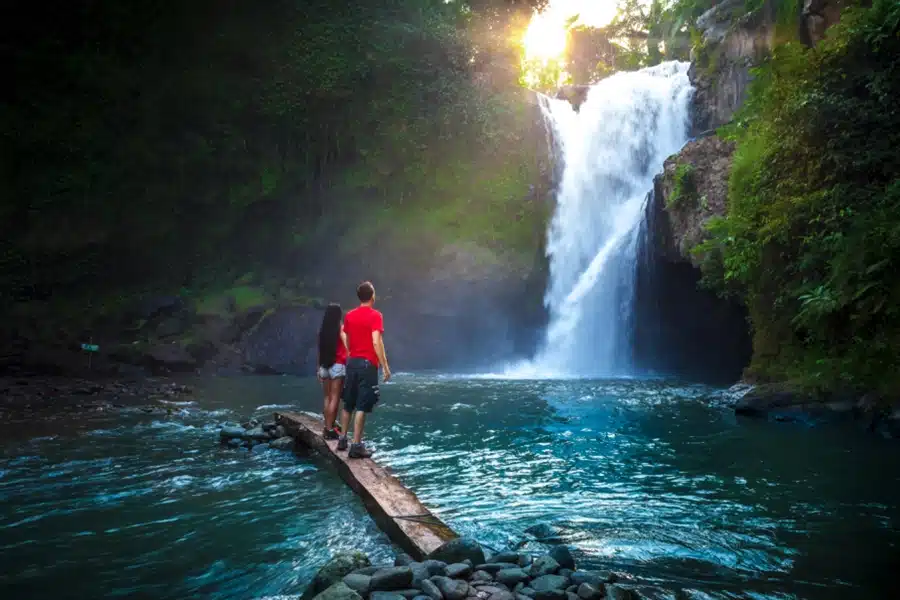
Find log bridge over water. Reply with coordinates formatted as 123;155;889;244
274;411;458;560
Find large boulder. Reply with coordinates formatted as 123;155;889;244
312;582;364;600
425;537;486;567
303;552;372;599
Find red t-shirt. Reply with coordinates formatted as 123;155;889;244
342;305;384;366
334;332;348;365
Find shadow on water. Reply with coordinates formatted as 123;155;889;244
1;374;899;599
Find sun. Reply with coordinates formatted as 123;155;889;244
521;0;620;62
523;12;569;61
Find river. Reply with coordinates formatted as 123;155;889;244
1;374;898;599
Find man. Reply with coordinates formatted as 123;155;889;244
337;280;391;458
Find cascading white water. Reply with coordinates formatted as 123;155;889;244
514;62;694;378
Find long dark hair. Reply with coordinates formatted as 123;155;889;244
318;303;343;368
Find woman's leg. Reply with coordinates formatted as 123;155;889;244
320;375;330;422
327;378;344;430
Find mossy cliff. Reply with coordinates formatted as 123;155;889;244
653;0;900;402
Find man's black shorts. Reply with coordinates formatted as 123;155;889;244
342;357;380;413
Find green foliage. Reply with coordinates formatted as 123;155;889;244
667;163;698;209
698;0;900;392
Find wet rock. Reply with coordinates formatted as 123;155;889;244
576;584;604;600
549;547;575;571
269;436;294;450
565;587;577;594
446;563;473;579
226;438;242;448
371;567;414;591
492;552;521;564
517;555;532;568
219;426;245;439
520;588;537;598
243;418;260;429
524;524;565;544
423;560;448;577
558;570;574;581
397;590;424;599
371;593;407;600
427;537;486;567
251;443;269;454
529;556;560;578
243;425;269;441
533;591;566;600
486;590;515;600
419;578;443;600
414;596;433;600
304;552;372;599
475;563;519;574
274;424;287;438
432;576;469;600
343;574;371;595
395;553;415;566
471;570;493;582
531;575;569;593
262;421;277;432
409;562;430;586
352;566;381;576
516;595;534;600
605;585;640;600
312;582;364;600
495;568;528;587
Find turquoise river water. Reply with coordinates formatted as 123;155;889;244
1;374;898;599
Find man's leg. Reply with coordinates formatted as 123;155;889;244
338;365;359;451
352;411;366;444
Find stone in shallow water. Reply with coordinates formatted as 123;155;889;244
446;563;473;579
220;426;245;439
432;575;470;600
304;552;371;599
343;574;371;594
605;585;640;600
395;553;415;567
370;593;407;600
423;560;448;577
419;578;443;600
530;575;568;593
226;438;242;448
516;595;534;600
409;562;430;586
533;591;566;600
352;566;381;576
495;568;528;587
243;425;269;440
549;547;575;571
520;587;537;598
312;582;364;600
371;567;414;591
475;563;519;574
268;436;294;450
576;583;604;600
529;556;560;578
471;570;493;582
427;538;486;567
251;443;269;454
492;551;521;564
396;590;423;599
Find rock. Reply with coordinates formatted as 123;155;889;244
566;594;579;600
312;582;364;600
251;443;269;454
304;552;371;599
423;560;449;577
432;576;469;600
226;438;242;448
219;426;246;439
475;563;519;574
410;562;431;586
371;567;414;591
802;0;851;46
240;306;322;375
570;571;616;587
446;563;473;579
353;566;382;576
529;556;560;578
343;574;371;595
533;591;566;600
269;436;294;450
548;547;575;571
426;537;486;567
495;569;528;587
576;584;604;600
524;524;565;544
492;552;521;564
145;343;197;371
520;588;537;598
516;595;534;600
605;585;640;600
530;575;569;593
517;555;531;568
243;425;270;441
414;597;433;600
274;424;286;437
558;570;574;581
420;578;444;600
370;593;407;600
565;587;577;594
471;570;493;582
487;591;515;600
396;553;415;566
397;590;424;599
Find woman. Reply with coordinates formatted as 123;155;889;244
316;303;348;440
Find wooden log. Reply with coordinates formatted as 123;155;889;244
274;411;458;560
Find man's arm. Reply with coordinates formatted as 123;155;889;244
371;330;391;382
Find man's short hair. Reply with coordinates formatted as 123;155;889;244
357;281;375;303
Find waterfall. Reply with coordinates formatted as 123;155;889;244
513;62;693;378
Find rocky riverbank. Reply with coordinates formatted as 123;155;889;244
304;538;664;600
216;418;296;453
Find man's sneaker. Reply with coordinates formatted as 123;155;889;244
323;427;339;440
348;442;373;459
336;435;348;451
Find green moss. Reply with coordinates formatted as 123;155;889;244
667;162;698;209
